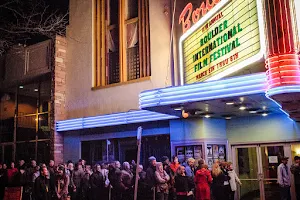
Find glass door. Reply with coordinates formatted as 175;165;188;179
233;144;292;200
260;145;284;200
234;146;261;200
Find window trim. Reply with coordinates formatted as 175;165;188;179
93;0;150;88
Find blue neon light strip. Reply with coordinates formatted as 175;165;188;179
140;73;267;109
56;110;179;132
266;85;300;96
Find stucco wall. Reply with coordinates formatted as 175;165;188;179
65;0;172;119
169;118;227;142
227;114;300;144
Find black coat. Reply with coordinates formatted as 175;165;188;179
34;175;55;200
145;165;156;188
90;171;104;200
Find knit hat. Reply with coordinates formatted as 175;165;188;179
148;156;156;162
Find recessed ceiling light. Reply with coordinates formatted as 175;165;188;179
225;117;232;120
262;113;268;117
204;114;211;118
19;86;24;89
262;106;267;110
239;106;246;110
34;89;38;92
249;110;257;114
173;107;183;111
226;102;234;105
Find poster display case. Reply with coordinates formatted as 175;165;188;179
172;140;228;168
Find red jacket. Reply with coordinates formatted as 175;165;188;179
194;169;212;200
7;168;18;183
170;163;180;173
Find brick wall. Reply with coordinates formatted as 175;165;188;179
50;35;67;164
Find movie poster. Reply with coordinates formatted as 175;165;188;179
207;145;213;158
194;145;202;160
176;147;185;163
213;145;219;158
185;146;194;160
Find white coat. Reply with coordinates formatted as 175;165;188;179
228;170;242;191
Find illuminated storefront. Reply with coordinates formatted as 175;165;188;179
57;0;300;199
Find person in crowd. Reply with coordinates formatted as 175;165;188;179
67;162;76;199
291;156;300;200
136;164;147;200
174;165;194;200
211;162;226;200
196;159;205;172
48;160;55;176
278;157;291;200
146;156;157;199
115;161;121;170
194;164;212;200
32;165;40;183
82;165;92;200
34;166;55;200
90;164;104;200
108;162;118;200
170;156;180;174
0;163;8;200
227;162;242;200
118;162;134;200
185;158;196;178
16;160;27;187
221;162;231;200
155;162;170;200
7;161;18;185
55;164;70;200
72;163;85;200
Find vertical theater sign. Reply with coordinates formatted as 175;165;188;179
179;0;265;85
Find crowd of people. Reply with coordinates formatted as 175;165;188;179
0;155;298;200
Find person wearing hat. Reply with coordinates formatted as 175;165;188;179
145;156;157;200
291;156;300;200
277;156;291;200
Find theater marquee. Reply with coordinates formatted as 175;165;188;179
179;0;265;85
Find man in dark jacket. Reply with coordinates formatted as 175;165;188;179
291;156;300;200
72;164;85;200
90;164;104;200
145;156;157;200
34;166;55;200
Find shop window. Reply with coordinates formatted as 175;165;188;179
0;91;16;143
37;113;50;139
37;141;50;164
16;142;36;163
93;0;150;87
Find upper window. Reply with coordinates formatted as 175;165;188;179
93;0;151;87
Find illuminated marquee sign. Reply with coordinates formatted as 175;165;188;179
179;0;265;85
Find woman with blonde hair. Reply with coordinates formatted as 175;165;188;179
211;162;227;200
154;162;170;200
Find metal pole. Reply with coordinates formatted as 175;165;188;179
106;140;109;162
134;126;142;200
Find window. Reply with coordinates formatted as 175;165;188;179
93;0;150;87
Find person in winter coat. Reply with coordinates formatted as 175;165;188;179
72;164;85;200
90;164;104;200
55;165;70;200
170;156;180;174
119;162;134;200
185;158;196;178
155;162;170;200
7;161;18;186
81;165;92;200
34;166;55;200
145;156;157;200
211;163;227;200
194;164;212;200
227;162;241;200
291;156;300;200
0;163;8;200
174;165;195;200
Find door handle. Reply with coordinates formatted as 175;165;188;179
258;173;263;181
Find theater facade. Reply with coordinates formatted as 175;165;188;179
56;0;300;199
